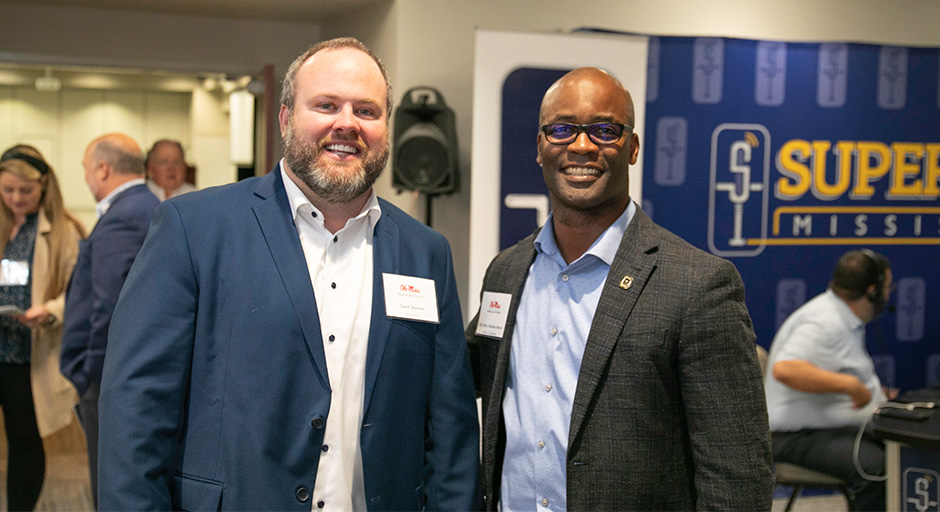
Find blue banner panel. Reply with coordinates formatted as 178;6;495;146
643;37;940;391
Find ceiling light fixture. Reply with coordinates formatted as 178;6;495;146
35;67;62;92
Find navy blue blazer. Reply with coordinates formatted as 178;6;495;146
60;182;159;397
99;167;481;511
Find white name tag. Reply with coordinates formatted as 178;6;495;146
474;291;512;339
382;273;439;324
0;259;29;286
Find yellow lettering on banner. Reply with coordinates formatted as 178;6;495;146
812;140;852;198
776;139;812;199
925;144;940;197
853;142;891;198
889;142;924;197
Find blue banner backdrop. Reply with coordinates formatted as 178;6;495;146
642;36;940;392
495;36;939;393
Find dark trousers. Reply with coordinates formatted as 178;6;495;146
773;427;886;512
75;380;100;511
0;364;46;511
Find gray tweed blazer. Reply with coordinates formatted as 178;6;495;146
467;206;774;511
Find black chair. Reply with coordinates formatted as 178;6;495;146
757;345;852;512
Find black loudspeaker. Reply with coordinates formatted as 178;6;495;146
393;87;459;195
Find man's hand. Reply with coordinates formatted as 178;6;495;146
847;379;873;409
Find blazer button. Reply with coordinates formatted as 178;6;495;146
295;486;310;502
311;416;325;429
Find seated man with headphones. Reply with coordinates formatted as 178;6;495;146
765;249;895;511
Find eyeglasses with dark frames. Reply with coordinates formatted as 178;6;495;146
540;123;632;145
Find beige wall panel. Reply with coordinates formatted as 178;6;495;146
143;93;192;152
100;91;145;144
0;87;15;151
60;89;105;216
191;135;234;190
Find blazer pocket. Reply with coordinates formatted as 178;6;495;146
172;473;223;512
389;318;435;355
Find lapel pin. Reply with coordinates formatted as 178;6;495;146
619;275;634;290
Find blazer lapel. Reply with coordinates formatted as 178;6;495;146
484;234;537;474
251;169;330;389
362;208;399;416
568;207;660;449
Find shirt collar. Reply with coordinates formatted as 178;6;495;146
96;178;146;219
279;159;382;233
534;201;636;267
826;288;865;332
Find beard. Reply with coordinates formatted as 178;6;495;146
283;119;389;204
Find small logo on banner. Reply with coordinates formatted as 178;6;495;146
693;38;724;104
654;117;688;186
928;355;940;387
775;279;806;329
897;277;926;342
708;123;771;257
872;355;896;390
904;468;940;512
878;46;908;110
755;42;787;106
647;37;661;103
818;43;848;108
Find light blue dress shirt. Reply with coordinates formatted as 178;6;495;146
500;202;635;512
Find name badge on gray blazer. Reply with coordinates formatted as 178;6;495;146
475;291;512;339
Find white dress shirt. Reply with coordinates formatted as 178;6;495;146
281;163;381;511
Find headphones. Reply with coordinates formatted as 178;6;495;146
858;249;887;306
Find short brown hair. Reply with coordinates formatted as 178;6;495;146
280;37;393;116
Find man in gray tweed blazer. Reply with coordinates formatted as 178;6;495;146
467;67;773;511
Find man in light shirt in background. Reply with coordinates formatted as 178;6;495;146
766;249;895;511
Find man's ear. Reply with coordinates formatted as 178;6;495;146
628;132;640;165
96;160;111;182
278;105;291;137
536;133;543;167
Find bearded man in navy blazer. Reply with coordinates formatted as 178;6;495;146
98;38;480;511
60;132;159;509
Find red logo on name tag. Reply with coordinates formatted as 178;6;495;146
400;284;421;293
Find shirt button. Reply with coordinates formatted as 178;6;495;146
550;327;557;336
296;486;310;502
331;282;337;289
541;498;549;506
333;235;338;243
328;334;335;343
538;440;545;448
321;444;329;452
311;211;318;218
545;384;552;392
561;274;569;282
317;500;325;509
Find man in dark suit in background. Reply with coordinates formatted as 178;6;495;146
60;132;159;509
98;38;479;510
467;67;774;510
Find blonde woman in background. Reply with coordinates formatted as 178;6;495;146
0;145;85;511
